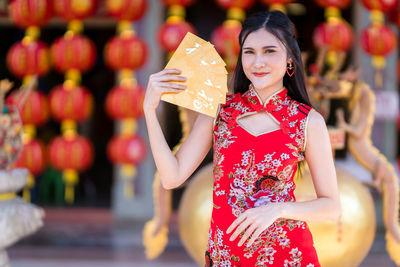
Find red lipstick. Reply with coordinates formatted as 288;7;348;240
253;72;268;77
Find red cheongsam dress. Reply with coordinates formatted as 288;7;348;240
205;85;321;267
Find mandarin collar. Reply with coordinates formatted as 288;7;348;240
243;84;288;113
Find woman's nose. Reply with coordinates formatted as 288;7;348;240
254;55;265;68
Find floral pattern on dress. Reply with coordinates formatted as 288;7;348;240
207;86;320;267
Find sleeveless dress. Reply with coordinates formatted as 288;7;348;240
205;85;320;266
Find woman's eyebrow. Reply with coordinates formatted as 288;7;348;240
243;45;278;50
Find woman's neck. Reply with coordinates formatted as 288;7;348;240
251;83;285;104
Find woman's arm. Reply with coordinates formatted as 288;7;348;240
279;109;341;221
143;68;215;190
144;109;213;190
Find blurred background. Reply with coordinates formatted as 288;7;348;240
0;0;399;266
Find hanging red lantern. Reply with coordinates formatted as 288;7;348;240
48;135;93;171
51;34;96;73
161;0;196;6
157;20;196;52
360;24;397;56
10;0;53;28
14;139;46;175
315;0;352;8
313;20;353;51
104;35;148;70
8;90;49;126
49;85;93;122
215;0;255;9
105;85;145;120
361;0;398;12
54;0;98;21
211;23;242;56
107;135;147;165
6;41;50;78
260;0;293;5
105;0;147;21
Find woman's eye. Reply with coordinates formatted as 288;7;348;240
265;49;275;53
244;51;253;54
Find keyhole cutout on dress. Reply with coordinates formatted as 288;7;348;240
236;111;281;137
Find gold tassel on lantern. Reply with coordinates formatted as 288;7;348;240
122;165;137;198
372;56;385;89
120;118;138;198
63;169;78;204
370;10;385;89
21;125;35;202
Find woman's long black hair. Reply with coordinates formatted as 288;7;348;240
233;10;312;107
233;11;312;176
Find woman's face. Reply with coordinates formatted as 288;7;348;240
241;28;288;92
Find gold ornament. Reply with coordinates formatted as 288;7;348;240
294;165;376;267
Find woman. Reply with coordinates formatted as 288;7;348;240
143;11;340;266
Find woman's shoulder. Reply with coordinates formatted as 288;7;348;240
306;108;325;127
286;97;314;119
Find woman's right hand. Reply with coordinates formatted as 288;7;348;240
143;68;187;112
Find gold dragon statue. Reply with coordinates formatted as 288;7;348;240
306;48;400;264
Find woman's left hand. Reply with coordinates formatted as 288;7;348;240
226;203;283;247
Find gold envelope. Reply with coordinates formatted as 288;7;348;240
160;32;228;117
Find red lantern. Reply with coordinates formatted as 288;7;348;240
6;41;50;78
360;24;397;56
105;0;147;21
161;0;196;6
215;0;254;9
10;0;53;28
104;35;148;70
107;135;147;165
313;20;353;51
49;85;93;122
260;0;293;5
315;0;352;8
48;135;93;171
106;85;145;119
51;35;96;73
361;0;398;12
54;0;98;21
14;139;46;175
8;90;49;126
211;24;242;56
157;21;196;52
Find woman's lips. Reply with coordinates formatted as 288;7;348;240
253;72;269;77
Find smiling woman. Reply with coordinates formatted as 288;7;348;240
143;9;340;267
201;11;340;266
241;30;288;95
